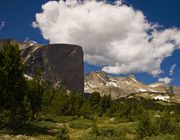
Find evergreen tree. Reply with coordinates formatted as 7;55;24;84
27;70;44;120
137;111;154;138
66;91;84;115
50;88;69;115
0;43;25;117
79;101;92;118
99;95;112;114
89;92;101;110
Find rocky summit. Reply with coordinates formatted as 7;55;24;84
0;39;84;93
85;71;180;102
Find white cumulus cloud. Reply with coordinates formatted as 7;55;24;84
0;21;5;30
169;64;176;76
33;0;180;76
158;77;172;84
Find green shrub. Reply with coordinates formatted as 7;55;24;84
69;121;91;129
137;111;177;138
7;116;23;130
91;119;99;136
88;119;128;140
175;126;180;140
143;134;175;140
157;112;176;134
79;135;127;140
56;126;70;140
98;127;116;137
80;126;128;140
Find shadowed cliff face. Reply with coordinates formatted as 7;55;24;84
0;39;84;93
45;44;84;93
22;44;84;93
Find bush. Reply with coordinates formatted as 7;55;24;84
79;135;127;140
89;119;127;140
137;111;177;138
80;126;128;140
143;134;175;140
91;119;99;136
82;130;127;140
137;111;154;138
56;126;70;140
98;127;116;137
7;116;23;130
69;120;91;129
175;126;180;140
157;112;176;134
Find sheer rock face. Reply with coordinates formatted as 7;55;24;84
0;39;84;93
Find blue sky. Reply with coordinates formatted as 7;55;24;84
0;0;180;86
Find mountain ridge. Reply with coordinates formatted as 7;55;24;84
85;71;180;102
1;39;179;102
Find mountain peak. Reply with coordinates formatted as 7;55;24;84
123;74;137;83
127;74;136;79
85;71;177;99
86;70;107;78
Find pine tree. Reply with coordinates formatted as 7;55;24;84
27;70;44;120
0;43;25;117
90;92;101;110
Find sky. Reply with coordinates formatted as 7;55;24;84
0;0;180;86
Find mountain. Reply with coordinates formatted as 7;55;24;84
85;71;180;102
0;39;84;93
1;39;179;102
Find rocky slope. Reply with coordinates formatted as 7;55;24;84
85;71;180;102
0;39;84;93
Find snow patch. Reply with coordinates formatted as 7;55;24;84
131;78;138;83
153;95;170;101
24;74;33;80
29;43;34;46
138;88;147;92
87;82;97;88
106;82;117;87
84;82;90;90
84;86;90;90
149;83;163;88
138;88;158;93
96;73;107;83
109;78;118;82
96;74;118;87
148;88;158;93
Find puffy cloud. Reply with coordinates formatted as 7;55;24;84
158;77;172;84
114;0;123;6
33;0;180;75
0;21;5;30
169;64;176;76
32;21;38;28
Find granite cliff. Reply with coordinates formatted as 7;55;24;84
0;39;84;93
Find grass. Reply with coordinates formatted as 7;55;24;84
69;119;92;129
0;115;179;140
142;134;175;140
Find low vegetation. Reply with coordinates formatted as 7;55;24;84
0;43;180;139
